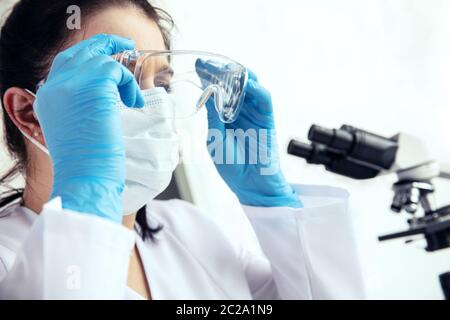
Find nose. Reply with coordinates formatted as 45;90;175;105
139;77;155;90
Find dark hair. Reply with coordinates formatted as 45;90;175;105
0;0;174;241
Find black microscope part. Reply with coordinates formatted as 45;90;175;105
287;124;390;180
308;124;399;170
288;124;450;299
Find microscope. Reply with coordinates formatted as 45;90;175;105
287;124;450;299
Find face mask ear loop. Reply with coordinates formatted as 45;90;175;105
24;88;37;109
19;128;50;155
21;89;50;156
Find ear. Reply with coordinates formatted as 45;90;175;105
3;87;45;145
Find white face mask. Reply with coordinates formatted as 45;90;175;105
120;87;180;215
22;87;180;216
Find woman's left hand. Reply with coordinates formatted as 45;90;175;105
198;65;302;208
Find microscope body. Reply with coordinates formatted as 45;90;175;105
288;124;450;251
288;124;450;299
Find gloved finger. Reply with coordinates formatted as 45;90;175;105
245;79;273;114
204;97;226;157
247;69;258;82
204;94;224;131
196;59;247;88
65;34;135;69
90;56;144;108
195;59;225;128
116;63;144;108
195;58;238;89
49;34;111;77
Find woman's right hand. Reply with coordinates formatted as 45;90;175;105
34;34;144;223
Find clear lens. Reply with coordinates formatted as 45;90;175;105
115;50;248;123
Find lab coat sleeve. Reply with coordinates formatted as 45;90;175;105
0;198;135;299
240;184;366;300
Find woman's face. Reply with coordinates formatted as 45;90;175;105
20;6;169;201
70;5;169;89
75;6;166;51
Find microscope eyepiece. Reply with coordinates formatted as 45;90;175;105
287;140;314;160
288;124;400;180
308;124;398;170
287;140;333;166
308;125;353;152
288;138;381;179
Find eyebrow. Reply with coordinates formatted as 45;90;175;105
156;65;174;77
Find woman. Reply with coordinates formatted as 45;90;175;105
0;0;364;299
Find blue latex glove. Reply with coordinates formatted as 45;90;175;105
196;61;302;208
34;34;144;223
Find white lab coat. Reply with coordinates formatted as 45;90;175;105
0;184;365;300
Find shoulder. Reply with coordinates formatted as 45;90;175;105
0;204;37;277
0;204;37;246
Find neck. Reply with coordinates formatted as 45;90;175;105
23;160;52;214
23;177;137;229
23;147;136;229
122;213;137;229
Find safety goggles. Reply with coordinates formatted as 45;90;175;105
114;50;248;123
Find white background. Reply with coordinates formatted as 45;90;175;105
1;0;450;299
160;0;450;299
